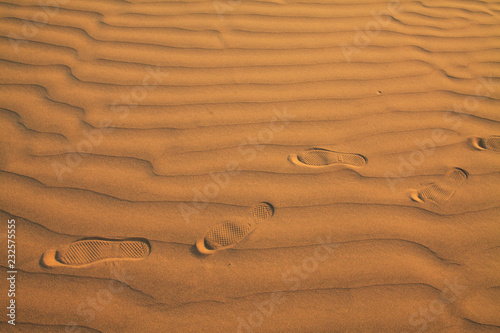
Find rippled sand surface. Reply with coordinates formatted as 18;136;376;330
1;0;499;332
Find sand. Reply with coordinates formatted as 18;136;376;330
0;0;499;332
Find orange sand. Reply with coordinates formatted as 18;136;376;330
0;0;499;332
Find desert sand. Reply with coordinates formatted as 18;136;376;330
0;0;499;332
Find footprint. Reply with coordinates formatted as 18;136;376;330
252;202;274;223
41;238;150;268
196;221;256;255
196;202;275;255
411;168;468;204
469;136;500;152
289;148;366;168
